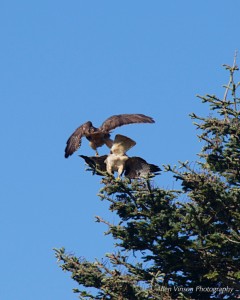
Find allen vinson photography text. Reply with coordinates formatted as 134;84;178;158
160;285;234;294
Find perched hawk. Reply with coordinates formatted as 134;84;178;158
80;134;160;179
64;114;154;158
80;154;160;179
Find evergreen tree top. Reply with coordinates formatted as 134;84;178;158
55;58;240;300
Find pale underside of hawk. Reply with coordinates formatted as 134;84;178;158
64;113;154;158
104;134;136;177
80;134;160;179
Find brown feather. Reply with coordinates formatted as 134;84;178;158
99;113;154;132
64;121;92;158
79;155;107;175
65;114;154;158
124;156;161;179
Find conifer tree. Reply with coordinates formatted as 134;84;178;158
54;58;240;300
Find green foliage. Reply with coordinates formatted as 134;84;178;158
54;59;240;299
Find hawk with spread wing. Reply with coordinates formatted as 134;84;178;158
80;134;160;179
124;157;161;179
79;155;108;176
65;114;154;158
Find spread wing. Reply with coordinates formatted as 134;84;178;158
99;114;155;132
79;155;107;175
111;134;136;155
124;156;161;179
65;121;92;158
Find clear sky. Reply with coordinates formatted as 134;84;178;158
1;1;240;299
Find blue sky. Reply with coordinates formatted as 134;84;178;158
1;1;240;299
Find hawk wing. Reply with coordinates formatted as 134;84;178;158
79;155;107;175
99;114;155;132
65;121;92;158
111;134;136;155
124;156;161;179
